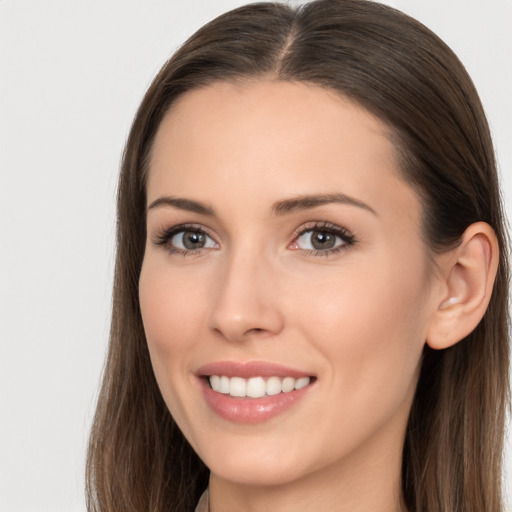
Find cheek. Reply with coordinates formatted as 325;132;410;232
138;256;209;398
138;256;213;440
140;257;203;349
296;254;430;410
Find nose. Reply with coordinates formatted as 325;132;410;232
207;249;285;342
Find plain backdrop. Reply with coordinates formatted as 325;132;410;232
1;1;511;511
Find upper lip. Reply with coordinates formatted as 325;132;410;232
196;361;314;379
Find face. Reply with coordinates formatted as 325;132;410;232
139;81;437;488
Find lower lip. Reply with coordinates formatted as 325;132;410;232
200;378;313;424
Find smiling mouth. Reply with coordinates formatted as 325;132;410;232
199;363;316;423
207;375;314;398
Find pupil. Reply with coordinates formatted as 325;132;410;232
183;231;205;249
312;231;335;250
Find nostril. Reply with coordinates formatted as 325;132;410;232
208;299;285;342
245;327;267;337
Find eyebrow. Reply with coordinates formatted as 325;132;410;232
147;196;215;216
147;192;377;217
271;193;378;217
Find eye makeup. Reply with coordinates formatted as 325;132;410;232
152;219;356;259
153;223;219;256
288;221;356;257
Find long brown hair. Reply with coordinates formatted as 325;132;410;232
86;1;510;511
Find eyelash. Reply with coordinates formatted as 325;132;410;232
153;221;356;257
153;223;217;256
290;221;356;257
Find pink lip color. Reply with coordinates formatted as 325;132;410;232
197;361;312;379
196;361;315;424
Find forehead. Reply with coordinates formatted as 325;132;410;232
150;80;394;176
147;80;420;228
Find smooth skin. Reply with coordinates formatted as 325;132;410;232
139;81;498;512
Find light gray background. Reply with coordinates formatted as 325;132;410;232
1;1;511;511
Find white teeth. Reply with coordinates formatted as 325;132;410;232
295;377;310;390
266;376;282;396
208;375;312;397
282;376;295;392
230;377;246;397
247;377;266;398
210;375;221;391
219;375;230;394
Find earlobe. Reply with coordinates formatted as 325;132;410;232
426;222;499;350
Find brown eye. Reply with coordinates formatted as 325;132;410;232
170;230;217;251
309;231;336;250
293;225;354;254
182;231;205;249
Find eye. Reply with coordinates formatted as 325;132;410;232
297;230;340;250
154;225;218;254
290;223;355;254
171;230;217;250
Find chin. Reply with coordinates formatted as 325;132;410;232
194;432;328;488
208;458;306;487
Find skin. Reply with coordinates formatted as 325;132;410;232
139;80;445;512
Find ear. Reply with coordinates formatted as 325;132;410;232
426;222;499;350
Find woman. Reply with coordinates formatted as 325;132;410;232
86;1;510;511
